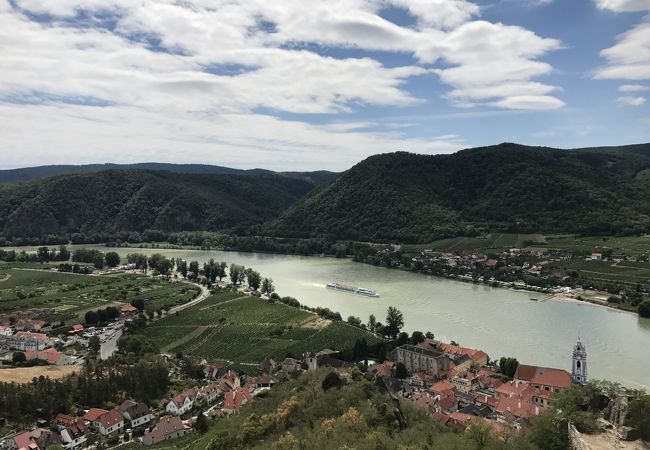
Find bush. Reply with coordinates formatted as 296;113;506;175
322;372;343;391
638;299;650;318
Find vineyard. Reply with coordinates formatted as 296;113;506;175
143;289;382;363
0;267;199;322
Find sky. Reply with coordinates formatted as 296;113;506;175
0;0;649;171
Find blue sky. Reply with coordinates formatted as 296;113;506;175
0;0;649;171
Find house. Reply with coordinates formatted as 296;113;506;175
68;325;84;335
0;326;12;336
590;253;603;261
0;331;51;351
197;384;221;404
143;417;187;446
424;340;489;367
25;348;74;365
117;400;152;429
244;375;277;391
223;388;253;413
203;363;225;379
367;361;394;378
494;382;541;420
121;304;138;316
393;344;451;377
11;428;62;450
54;414;88;450
513;365;572;393
280;357;302;374
258;356;277;374
451;370;480;394
95;410;124;436
82;407;108;425
166;388;198;416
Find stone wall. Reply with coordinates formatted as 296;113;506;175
568;422;591;450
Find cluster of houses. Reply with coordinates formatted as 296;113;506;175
369;338;579;435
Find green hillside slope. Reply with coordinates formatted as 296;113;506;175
0;170;314;238
267;143;650;243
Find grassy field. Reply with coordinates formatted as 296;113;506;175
142;290;382;363
0;266;200;323
536;235;650;255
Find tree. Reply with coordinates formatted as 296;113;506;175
395;362;408;379
367;314;376;333
179;260;188;278
105;252;120;268
217;262;228;281
396;332;409;346
88;336;101;356
127;253;148;271
385;306;404;339
322;372;343;391
12;351;26;365
84;310;99;325
229;264;244;285
189;261;199;277
411;331;425;345
261;277;275;295
638;299;650;318
37;246;51;262
627;393;650;440
465;420;493;450
195;410;209;434
207;431;231;450
247;270;262;290
529;411;569;450
499;357;519;378
131;298;145;311
347;316;362;327
93;253;105;269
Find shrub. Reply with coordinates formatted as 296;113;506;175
638;299;650;318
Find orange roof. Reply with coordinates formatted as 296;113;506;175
83;408;108;422
15;331;49;341
224;388;252;411
97;410;123;428
430;380;455;395
423;339;488;363
25;348;63;364
448;412;475;426
515;365;572;389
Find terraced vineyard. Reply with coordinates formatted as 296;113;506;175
143;289;382;363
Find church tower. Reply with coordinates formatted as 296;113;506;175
571;338;587;384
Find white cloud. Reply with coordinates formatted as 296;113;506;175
594;0;650;12
595;22;650;81
619;83;649;91
617;95;647;105
0;0;566;169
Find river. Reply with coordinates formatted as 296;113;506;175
6;245;650;389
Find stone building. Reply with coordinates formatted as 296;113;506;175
393;344;450;377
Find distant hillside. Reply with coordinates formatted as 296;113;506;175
266;143;650;243
0;163;338;185
0;170;315;238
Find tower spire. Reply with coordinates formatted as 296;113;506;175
571;338;587;384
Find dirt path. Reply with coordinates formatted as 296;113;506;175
167;281;210;314
0;273;10;283
161;325;210;353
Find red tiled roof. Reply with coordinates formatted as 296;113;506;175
145;417;185;444
97;410;123;429
515;365;572;389
430;380;455;395
25;348;63;364
223;388;253;411
82;408;108;422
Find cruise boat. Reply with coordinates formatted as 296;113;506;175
326;282;379;297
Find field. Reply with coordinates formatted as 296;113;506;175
402;233;650;256
141;289;382;363
0;365;82;383
0;266;200;323
403;233;547;253
546;260;650;286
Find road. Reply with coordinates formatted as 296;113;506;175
100;329;122;360
167;282;210;314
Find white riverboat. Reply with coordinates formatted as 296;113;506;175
326;282;379;297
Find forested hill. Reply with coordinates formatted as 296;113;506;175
266;143;650;243
0;162;338;185
0;170;315;238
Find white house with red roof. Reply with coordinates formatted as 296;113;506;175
95;410;124;436
166;387;198;416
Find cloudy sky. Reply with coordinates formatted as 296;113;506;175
1;0;649;171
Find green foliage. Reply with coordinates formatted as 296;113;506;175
385;306;404;339
88;336;101;356
627;392;650;440
638;299;650;318
321;372;343;391
395;362;408;379
12;351;26;365
118;334;159;355
499;357;519;378
268;143;650;242
0;170;316;238
105;251;120;267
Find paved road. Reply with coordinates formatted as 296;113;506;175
168;282;210;314
100;329;122;360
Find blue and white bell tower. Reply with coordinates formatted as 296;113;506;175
571;338;587;384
